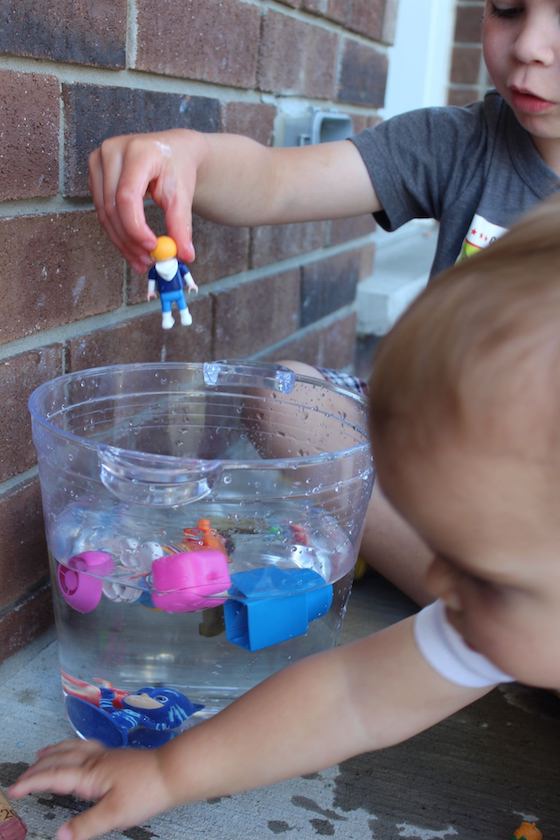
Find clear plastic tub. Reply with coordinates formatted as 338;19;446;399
29;362;373;745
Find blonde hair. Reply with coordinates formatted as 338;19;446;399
369;193;560;461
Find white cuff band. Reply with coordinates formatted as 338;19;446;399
414;600;514;687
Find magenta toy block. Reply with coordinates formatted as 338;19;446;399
57;551;115;613
151;550;231;613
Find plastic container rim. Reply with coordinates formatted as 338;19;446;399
28;361;372;471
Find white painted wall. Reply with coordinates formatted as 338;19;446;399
383;0;456;118
357;0;457;336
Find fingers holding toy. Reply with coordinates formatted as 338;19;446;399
10;740;173;840
88;130;198;271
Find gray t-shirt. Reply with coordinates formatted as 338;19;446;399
351;90;560;277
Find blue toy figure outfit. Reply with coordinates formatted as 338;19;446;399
148;257;197;329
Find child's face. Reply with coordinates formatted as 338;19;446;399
377;443;560;689
483;1;560;148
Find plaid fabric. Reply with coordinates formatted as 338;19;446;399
317;367;368;397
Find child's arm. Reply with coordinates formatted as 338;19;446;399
88;128;379;272
10;616;489;840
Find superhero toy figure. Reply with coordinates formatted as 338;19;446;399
147;235;198;329
65;684;204;749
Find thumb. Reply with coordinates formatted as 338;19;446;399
165;195;195;264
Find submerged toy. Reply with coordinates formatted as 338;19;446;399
66;685;203;749
147;235;198;329
181;518;228;554
224;567;333;651
151;549;231;613
57;551;115;613
512;822;543;840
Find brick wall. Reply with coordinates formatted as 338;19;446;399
448;0;488;105
0;0;395;659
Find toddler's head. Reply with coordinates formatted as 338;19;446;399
369;193;560;689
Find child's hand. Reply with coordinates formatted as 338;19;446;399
88;129;200;274
9;738;175;840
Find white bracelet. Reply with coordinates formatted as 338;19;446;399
414;600;514;687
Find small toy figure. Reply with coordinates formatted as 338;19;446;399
147;235;198;329
66;685;203;749
181;518;228;554
512;822;543;840
0;788;27;839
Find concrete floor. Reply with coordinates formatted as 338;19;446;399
1;574;559;839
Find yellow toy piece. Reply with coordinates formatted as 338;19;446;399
512;821;543;840
150;235;177;262
354;555;368;580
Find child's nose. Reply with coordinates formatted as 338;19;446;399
513;15;555;66
425;556;462;611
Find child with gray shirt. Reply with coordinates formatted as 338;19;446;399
86;0;560;603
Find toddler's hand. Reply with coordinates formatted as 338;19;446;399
9;738;174;840
88;129;199;273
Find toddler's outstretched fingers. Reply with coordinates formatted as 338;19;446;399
56;792;126;840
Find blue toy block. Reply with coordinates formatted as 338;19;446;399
224;567;333;651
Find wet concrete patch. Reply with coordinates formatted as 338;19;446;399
0;762;29;786
268;819;296;833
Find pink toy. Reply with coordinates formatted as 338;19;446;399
57;551;114;613
151;550;231;613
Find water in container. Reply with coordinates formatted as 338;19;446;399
29;362;374;747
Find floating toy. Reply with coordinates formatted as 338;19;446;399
57;551;114;613
181;518;228;554
512;822;543;840
151;549;231;612
224;567;333;651
66;685;203;749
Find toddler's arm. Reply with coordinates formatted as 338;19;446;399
88;128;379;272
10;616;489;840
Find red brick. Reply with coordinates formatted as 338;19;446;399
454;4;484;44
0;584;53;664
63;84;221;197
301;0;328;14
301;250;361;326
223;102;276;146
0;347;63;483
67;300;213;371
0;212;124;344
191;217;250;282
259;311;357;370
0;71;59;200
338;40;388;107
251;222;327;270
259;11;338;99
329;215;375;246
0;0;126;68
213;270;300;358
0;480;49;612
136;0;261;89
451;46;483;85
325;0;385;40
